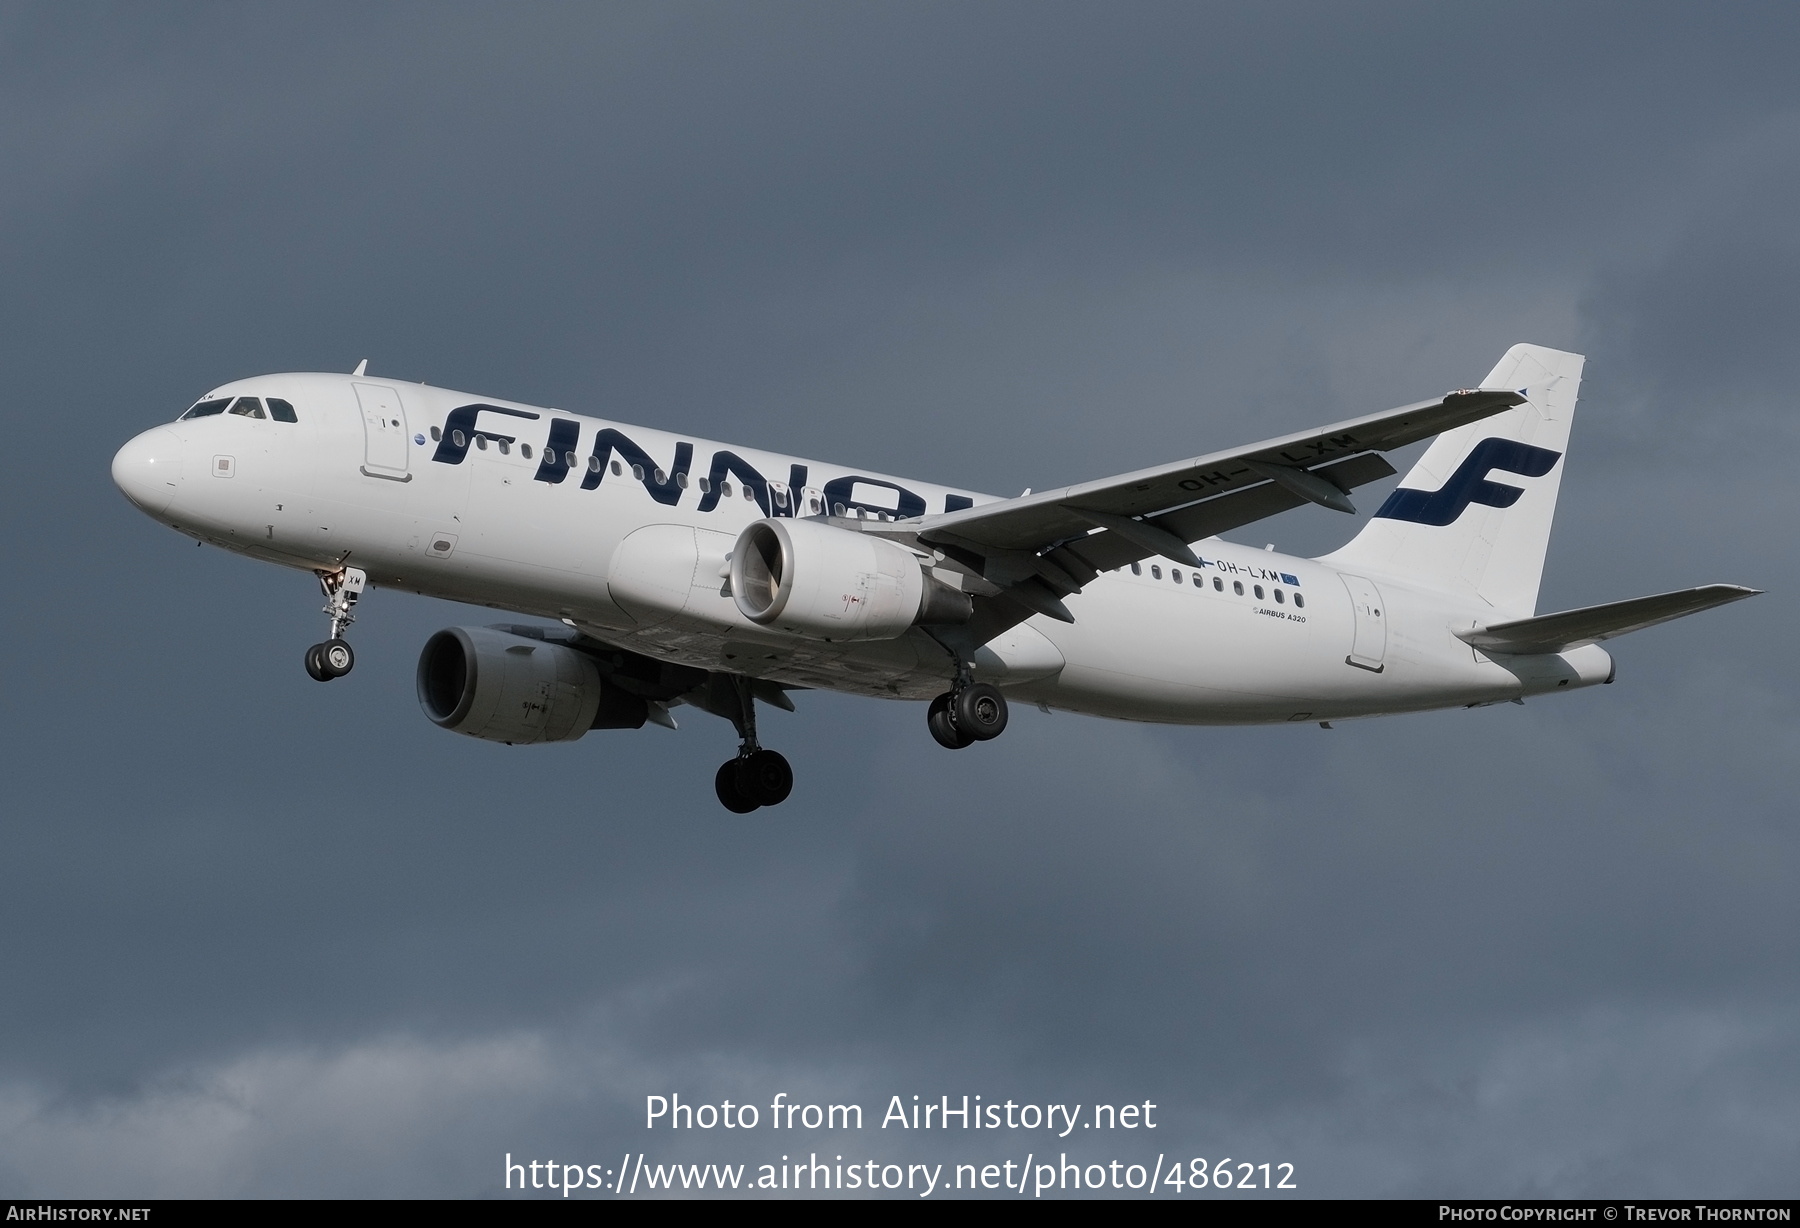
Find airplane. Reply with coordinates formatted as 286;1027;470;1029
111;344;1758;812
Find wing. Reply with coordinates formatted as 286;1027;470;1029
1456;585;1761;655
861;388;1525;652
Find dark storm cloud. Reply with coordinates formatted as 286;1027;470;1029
0;0;1794;1198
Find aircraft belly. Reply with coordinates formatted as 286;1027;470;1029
1034;574;1332;718
578;621;948;700
1028;565;1511;722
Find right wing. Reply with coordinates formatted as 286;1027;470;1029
1456;585;1762;655
858;386;1526;649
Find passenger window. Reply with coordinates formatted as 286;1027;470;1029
744;485;754;500
720;480;733;497
587;456;601;473
497;439;510;455
1130;563;1142;576
180;398;231;419
1150;565;1162;579
565;451;577;467
1233;581;1244;595
1171;569;1182;583
1294;593;1305;609
1213;577;1223;591
430;426;442;441
520;444;532;459
611;460;623;476
452;429;466;447
1274;589;1284;603
267;398;298;422
1254;585;1264;599
476;435;488;450
676;472;689;489
698;477;712;494
631;464;644;481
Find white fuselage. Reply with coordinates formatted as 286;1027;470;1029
112;372;1611;724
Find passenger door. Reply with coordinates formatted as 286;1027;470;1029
354;382;410;480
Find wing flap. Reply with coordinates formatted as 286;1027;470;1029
1040;452;1395;577
1457;584;1761;655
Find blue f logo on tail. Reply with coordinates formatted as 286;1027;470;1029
1374;439;1562;527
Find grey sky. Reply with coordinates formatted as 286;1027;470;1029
0;1;1793;1197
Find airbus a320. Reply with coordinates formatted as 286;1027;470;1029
111;344;1757;811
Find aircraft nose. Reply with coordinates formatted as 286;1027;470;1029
112;427;184;515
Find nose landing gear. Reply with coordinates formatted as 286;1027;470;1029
305;566;365;682
927;680;1009;749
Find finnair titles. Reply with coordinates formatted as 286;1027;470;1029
112;345;1758;811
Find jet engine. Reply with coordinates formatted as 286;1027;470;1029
729;517;971;641
416;626;646;744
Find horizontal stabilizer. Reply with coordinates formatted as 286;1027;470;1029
1457;584;1761;655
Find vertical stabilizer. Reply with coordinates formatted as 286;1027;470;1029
1321;344;1584;618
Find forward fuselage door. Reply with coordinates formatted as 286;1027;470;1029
1340;573;1388;673
354;382;411;480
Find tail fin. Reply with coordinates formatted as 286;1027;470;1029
1322;344;1584;618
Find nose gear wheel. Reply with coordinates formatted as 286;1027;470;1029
305;567;366;682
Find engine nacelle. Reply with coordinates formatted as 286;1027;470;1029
416;626;645;744
729;517;971;641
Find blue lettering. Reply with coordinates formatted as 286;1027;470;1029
533;418;582;484
431;404;541;464
580;429;692;506
821;475;926;519
697;451;773;516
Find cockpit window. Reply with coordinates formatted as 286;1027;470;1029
180;398;231;420
267;398;298;422
228;397;266;419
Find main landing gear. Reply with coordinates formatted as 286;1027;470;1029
304;566;366;682
713;674;793;813
927;680;1009;749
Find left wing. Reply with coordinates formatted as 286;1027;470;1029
1457;585;1761;655
861;387;1525;649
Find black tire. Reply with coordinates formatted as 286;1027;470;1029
321;638;355;678
715;760;760;813
927;693;974;749
304;643;332;682
736;749;793;807
953;682;1008;741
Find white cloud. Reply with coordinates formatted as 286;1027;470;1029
3;1001;1795;1198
